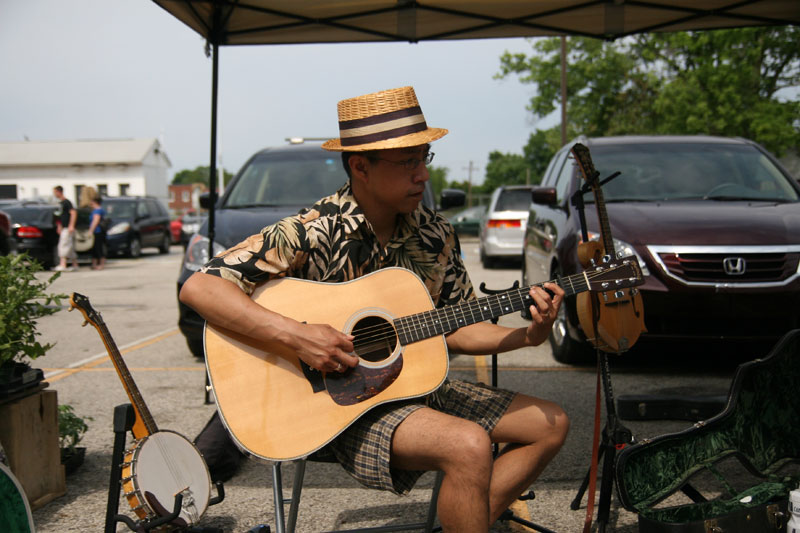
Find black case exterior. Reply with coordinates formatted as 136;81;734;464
637;500;787;532
617;388;727;422
615;330;800;532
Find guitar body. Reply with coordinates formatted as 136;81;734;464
121;431;211;527
205;267;449;462
577;290;645;353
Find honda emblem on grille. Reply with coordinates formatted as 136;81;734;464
723;257;746;276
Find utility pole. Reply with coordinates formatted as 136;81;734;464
561;35;568;147
463;161;478;207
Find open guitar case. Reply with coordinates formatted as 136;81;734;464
615;329;800;532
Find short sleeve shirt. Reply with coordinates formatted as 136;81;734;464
201;183;475;308
58;198;74;227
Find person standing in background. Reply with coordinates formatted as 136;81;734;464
88;196;107;270
53;185;78;271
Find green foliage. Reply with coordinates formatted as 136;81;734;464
427;165;449;199
483;151;536;193
0;254;66;366
172;165;234;187
496;27;800;157
58;404;92;450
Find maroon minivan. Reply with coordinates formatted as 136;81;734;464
523;135;800;364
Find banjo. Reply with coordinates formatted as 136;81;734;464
70;293;211;528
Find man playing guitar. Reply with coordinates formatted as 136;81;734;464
180;86;569;532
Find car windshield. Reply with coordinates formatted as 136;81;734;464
105;201;136;218
495;189;532;211
224;150;348;208
587;143;799;203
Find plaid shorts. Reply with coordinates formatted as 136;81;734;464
327;379;516;495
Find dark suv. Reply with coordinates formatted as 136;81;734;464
176;141;463;358
522;135;800;364
96;196;172;257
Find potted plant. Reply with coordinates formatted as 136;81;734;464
58;404;92;474
0;253;66;396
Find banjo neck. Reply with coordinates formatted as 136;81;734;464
69;293;158;438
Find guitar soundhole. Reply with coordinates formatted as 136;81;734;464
351;316;397;363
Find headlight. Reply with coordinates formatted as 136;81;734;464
585;232;650;276
183;234;226;272
107;222;131;235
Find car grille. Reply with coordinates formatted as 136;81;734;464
647;245;800;287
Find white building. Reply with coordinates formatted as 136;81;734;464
0;138;171;206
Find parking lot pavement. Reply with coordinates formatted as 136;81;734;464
27;247;736;532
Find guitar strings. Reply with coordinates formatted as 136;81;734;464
348;266;632;349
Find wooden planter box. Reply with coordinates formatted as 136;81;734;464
0;387;66;510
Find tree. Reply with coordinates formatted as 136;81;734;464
427;165;449;199
483;151;535;192
497;27;800;156
172;166;234;187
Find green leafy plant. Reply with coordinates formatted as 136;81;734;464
58;404;92;451
0;254;66;366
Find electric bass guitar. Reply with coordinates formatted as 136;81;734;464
205;262;644;462
70;293;211;528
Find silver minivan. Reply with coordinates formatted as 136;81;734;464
478;184;534;268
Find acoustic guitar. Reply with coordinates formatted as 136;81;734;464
205;263;644;462
69;293;211;528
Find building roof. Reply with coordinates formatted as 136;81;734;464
0;138;170;167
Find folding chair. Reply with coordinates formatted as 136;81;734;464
270;454;443;533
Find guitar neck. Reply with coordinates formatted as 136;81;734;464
395;272;589;345
92;322;159;436
591;185;616;256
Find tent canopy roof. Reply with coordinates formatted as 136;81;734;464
152;0;799;45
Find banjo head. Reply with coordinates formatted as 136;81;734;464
125;430;211;526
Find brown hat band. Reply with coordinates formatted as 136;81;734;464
339;106;427;148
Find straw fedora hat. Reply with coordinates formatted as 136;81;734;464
322;86;448;152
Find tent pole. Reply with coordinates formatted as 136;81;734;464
208;42;219;259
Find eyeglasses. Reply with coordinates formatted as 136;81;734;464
372;151;435;171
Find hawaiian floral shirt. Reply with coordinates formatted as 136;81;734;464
201;183;475;309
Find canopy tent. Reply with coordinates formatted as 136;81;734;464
152;0;799;44
150;0;800;244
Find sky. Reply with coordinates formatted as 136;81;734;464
1;1;558;186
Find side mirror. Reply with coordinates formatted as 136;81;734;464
439;189;466;210
198;192;213;210
531;187;557;206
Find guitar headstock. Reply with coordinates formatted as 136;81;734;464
69;292;104;328
584;255;645;292
570;143;599;185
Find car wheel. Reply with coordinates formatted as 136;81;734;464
47;245;59;270
480;247;494;269
549;268;595;365
128;236;142;258
158;232;171;254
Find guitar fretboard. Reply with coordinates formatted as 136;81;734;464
394;273;588;346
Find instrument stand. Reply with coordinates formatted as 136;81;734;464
105;403;226;533
569;352;634;533
478;282;558;533
568;168;634;532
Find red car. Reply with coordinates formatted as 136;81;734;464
170;217;182;244
523;135;800;364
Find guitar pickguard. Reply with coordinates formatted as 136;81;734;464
325;356;404;406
